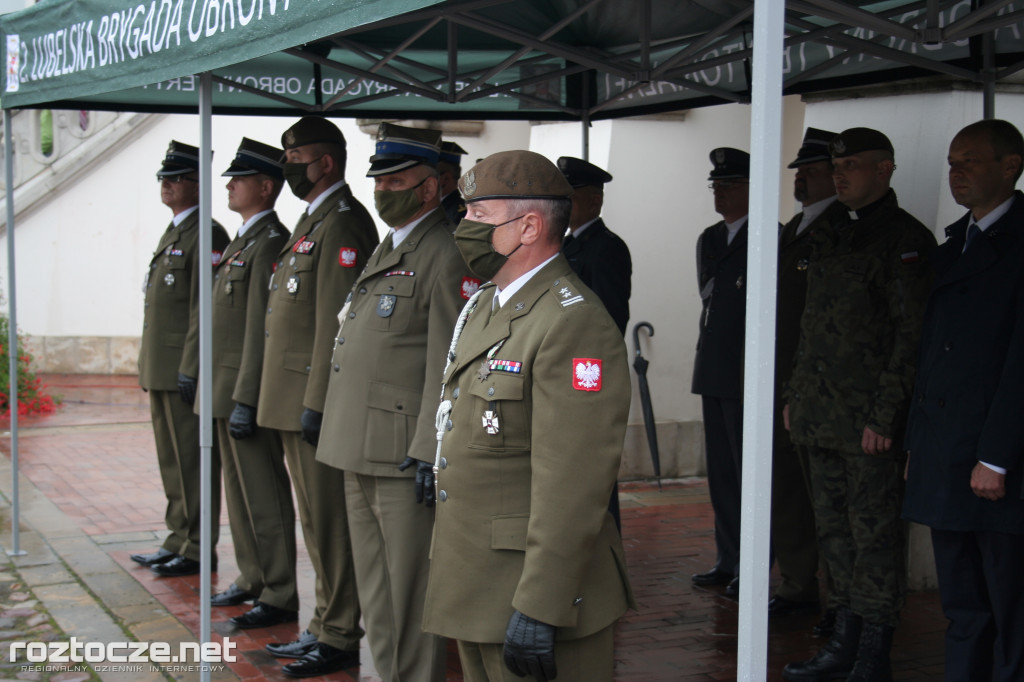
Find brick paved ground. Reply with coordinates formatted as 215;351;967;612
0;375;945;681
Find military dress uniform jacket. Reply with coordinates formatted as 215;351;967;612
788;190;936;455
208;212;290;418
691;220;748;399
423;256;635;644
316;208;477;476
257;184;379;432
139;210;229;390
903;192;1024;533
562;219;633;335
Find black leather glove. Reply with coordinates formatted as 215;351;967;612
398;457;436;507
177;373;197;406
228;403;257;440
300;408;323;446
503;610;557;681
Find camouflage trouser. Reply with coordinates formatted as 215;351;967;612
803;445;907;626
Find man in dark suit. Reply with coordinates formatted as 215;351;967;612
903;119;1024;682
770;128;845;620
439;140;468;224
690;148;750;598
557;156;632;335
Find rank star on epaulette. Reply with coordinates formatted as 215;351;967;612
336;199;350;212
556;284;584;308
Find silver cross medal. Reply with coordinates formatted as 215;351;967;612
482;410;500;435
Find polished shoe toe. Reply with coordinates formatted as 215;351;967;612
211;583;256;607
725;576;740;598
691;567;734;586
151;555;216;577
281;643;358;678
130;548;176;567
768;596;819;616
266;630;318;659
230;602;298;630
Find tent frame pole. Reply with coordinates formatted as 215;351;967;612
198;72;214;682
739;0;784;677
4;108;25;558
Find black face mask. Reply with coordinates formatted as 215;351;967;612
453;214;523;281
283;155;326;199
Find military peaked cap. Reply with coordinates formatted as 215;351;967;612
367;122;442;177
440;141;469;166
156;140;200;178
557;156;613;188
788;127;838;168
223;137;284;179
708;147;750;181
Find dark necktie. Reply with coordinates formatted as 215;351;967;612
964;223;981;252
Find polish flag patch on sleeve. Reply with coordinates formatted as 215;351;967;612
460;276;482;300
572;358;602;391
339;247;358;267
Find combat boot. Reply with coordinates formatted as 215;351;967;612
782;607;862;681
845;621;894;682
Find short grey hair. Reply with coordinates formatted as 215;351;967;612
504;197;572;242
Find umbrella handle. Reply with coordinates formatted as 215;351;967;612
632;321;654;357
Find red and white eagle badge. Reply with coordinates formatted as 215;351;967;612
460;276;482;300
211;251;223;266
339;247;358;267
572;358;602;391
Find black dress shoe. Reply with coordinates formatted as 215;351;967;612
230;602;298;630
266;630;318;659
211;583;256;607
768;596;820;616
151;555;216;577
282;643;358;678
130;548;176;567
725;576;740;597
691;567;734;586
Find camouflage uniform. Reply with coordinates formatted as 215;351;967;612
787;188;936;626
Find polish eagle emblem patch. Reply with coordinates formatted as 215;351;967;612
572;358;602;391
339;247;357;267
461;277;482;300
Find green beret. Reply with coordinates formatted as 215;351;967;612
459;150;573;202
830;127;894;157
281;116;346;151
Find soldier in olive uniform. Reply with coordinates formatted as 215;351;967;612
769;129;845;621
690;148;752;598
132;141;229;578
423;151;634;682
315;123;478;682
439;140;468;224
202;138;298;630
257;117;379;677
783;128;936;682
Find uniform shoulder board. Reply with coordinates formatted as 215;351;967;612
552;279;585;308
269;228;281;238
336;199;350;213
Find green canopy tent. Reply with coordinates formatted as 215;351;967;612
1;1;1022;678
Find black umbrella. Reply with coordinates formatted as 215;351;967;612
631;322;661;490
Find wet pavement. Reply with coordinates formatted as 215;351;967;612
0;375;945;681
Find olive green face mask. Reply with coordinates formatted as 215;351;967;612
283;156;325;199
453;214;524;281
374;177;428;228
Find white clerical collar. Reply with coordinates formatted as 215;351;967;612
392;209;433;248
796;195;838;235
570;217;600;239
306;180;348;215
972;194;1015;233
238;209;273;239
172;205;198;227
494;254;559;309
725;215;747;245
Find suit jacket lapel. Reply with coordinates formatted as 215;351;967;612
937;194;1024;287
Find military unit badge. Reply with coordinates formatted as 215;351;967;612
572;358;602;391
377;294;397;317
164;273;175;286
287;275;300;294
